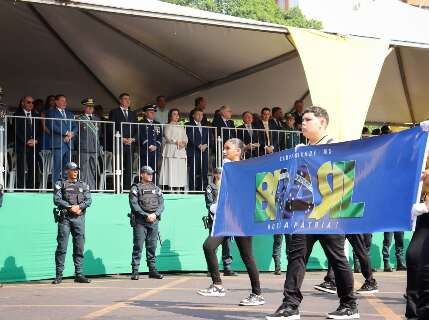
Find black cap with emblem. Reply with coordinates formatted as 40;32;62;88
81;98;95;106
65;162;80;171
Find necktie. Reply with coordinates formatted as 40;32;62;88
61;110;66;118
198;123;202;135
123;109;128;120
26;112;32;126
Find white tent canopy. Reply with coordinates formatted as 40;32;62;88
0;0;428;125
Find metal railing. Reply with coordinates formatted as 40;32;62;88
0;115;304;194
120;122;218;193
2;115;116;192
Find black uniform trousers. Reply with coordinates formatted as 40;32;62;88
55;214;85;276
273;234;291;266
208;227;233;270
383;231;405;263
406;214;429;318
324;234;374;283
283;234;356;309
16;147;39;189
353;233;372;269
131;216;159;272
203;236;261;295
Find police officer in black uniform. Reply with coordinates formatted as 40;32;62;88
129;165;164;280
52;162;92;284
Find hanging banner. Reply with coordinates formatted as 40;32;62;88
212;127;428;236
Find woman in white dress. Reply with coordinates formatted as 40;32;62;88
159;109;188;191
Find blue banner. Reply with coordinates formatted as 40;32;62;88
212;127;428;236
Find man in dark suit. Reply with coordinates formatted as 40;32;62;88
237;111;262;159
108;93;138;190
256;107;278;155
271;107;287;151
14;96;40;189
77;98;100;190
139;104;162;184
46;94;77;184
188;96;210;126
212;105;236;145
186;109;209;191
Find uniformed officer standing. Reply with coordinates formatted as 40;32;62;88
52;162;92;284
77;98;100;190
129;165;164;280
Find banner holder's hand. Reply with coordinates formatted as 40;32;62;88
420;120;429;132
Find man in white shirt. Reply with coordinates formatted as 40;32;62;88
154;95;169;124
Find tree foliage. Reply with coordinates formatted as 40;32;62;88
164;0;322;29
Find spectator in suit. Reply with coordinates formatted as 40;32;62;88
285;113;301;149
258;107;277;154
14;96;40;189
154;95;169;124
186;109;209;191
45;94;77;184
271;107;287;151
77;98;100;190
212;105;236;144
140;104;162;184
108;93;138;190
289;100;305;130
40;95;56;151
189;96;210;126
237;111;261;159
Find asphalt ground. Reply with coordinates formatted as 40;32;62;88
0;271;406;320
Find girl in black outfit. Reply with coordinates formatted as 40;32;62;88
197;138;265;306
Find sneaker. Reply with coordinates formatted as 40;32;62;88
327;305;360;319
356;280;378;294
314;281;337;294
197;284;226;297
239;293;265;306
266;305;300;320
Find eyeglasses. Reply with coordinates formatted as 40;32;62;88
25;101;34;104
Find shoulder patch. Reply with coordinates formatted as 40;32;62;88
131;186;138;196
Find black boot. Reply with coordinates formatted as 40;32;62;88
148;269;163;279
131;271;139;280
353;260;361;274
52;274;62;285
384;261;393;272
396;259;407;271
223;268;237;276
274;261;281;275
75;275;91;283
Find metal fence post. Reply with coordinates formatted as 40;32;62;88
0;119;4;187
115;130;121;194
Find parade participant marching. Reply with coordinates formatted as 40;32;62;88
129;165;164;280
197;138;265;306
52;162;92;284
204;167;236;276
266;106;359;320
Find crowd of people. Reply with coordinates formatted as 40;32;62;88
0;88;305;192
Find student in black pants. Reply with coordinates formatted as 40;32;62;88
197;138;264;306
267;106;359;320
406;168;429;319
313;234;378;295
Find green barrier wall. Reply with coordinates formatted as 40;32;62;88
0;193;411;282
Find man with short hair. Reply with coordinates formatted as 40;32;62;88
52;162;92;285
257;108;277;155
46;95;77;184
186;109;209;191
154;95;169;124
285;113;300;149
108;93;138;190
212;105;236;144
14;96;40;189
271;107;287;151
77;98;100;190
140;104;162;184
237;111;261;159
290;100;304;130
267;106;359;320
129;165;164;280
189;97;210;126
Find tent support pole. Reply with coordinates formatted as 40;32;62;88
395;47;416;124
168;50;298;101
28;4;119;104
83;11;206;83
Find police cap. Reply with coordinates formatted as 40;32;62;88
143;104;157;113
65;162;80;171
81;98;95;106
140;165;154;174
